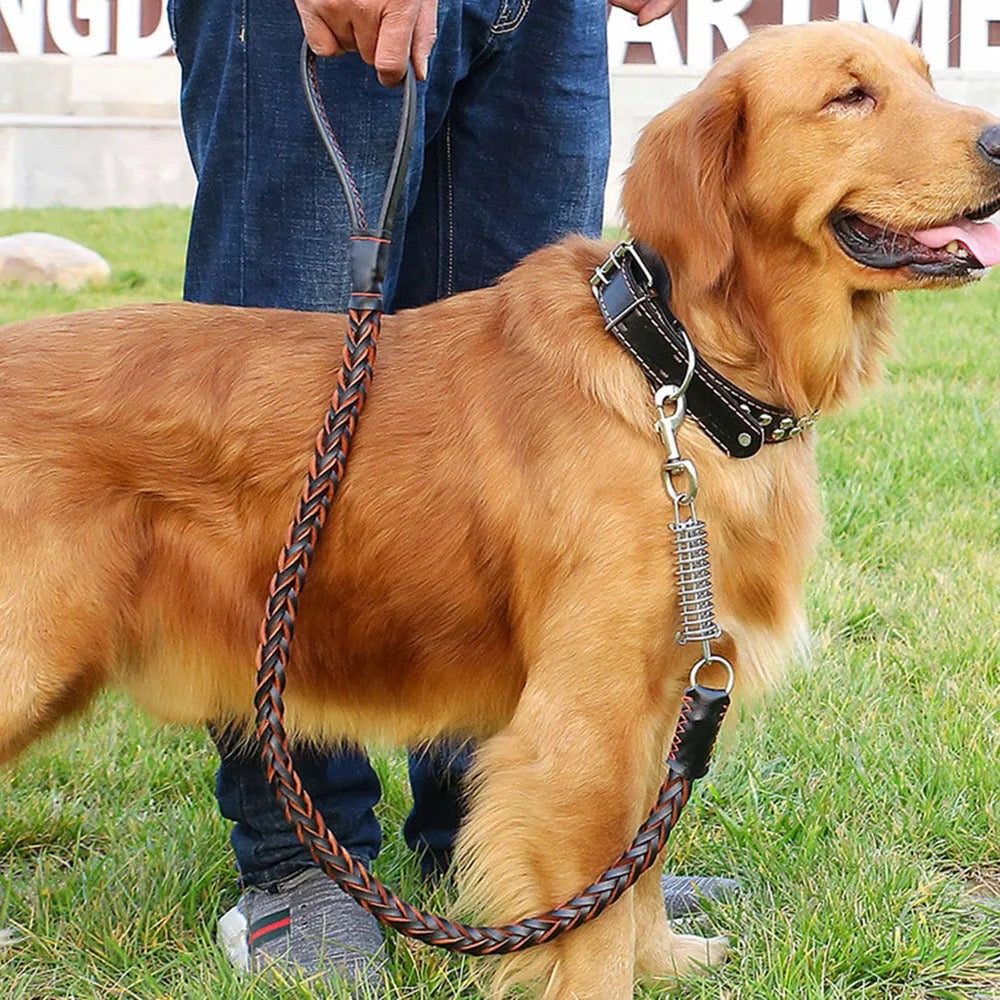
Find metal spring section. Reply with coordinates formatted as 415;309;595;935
671;517;723;647
654;384;734;692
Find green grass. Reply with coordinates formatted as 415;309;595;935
1;208;998;998
0;207;188;322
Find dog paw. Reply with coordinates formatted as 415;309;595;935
702;933;729;967
644;931;729;979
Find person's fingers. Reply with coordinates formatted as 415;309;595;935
373;1;419;86
352;14;380;65
410;0;438;81
636;0;683;24
295;0;434;88
607;0;646;14
607;0;683;21
297;5;346;56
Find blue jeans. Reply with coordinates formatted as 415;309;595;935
170;0;610;886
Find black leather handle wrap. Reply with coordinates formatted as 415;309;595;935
668;685;731;781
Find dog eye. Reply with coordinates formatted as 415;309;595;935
826;87;875;112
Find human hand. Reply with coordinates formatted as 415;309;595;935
293;0;438;86
609;0;682;24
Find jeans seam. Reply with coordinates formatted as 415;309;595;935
492;0;531;34
238;0;249;304
441;116;456;299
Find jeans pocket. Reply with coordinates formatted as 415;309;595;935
491;0;531;34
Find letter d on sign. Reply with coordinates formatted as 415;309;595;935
117;0;172;57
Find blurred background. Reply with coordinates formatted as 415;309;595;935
2;1;999;224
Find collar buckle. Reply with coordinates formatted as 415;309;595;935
590;239;654;291
591;240;661;333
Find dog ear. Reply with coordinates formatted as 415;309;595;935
621;72;746;297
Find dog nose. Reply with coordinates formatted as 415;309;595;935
978;124;1000;168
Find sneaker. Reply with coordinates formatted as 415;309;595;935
661;874;740;917
216;867;734;985
218;868;386;991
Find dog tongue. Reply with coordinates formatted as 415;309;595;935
912;217;1000;267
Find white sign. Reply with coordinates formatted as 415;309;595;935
2;0;998;70
608;0;1000;72
1;0;173;56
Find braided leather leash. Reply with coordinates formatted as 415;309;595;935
251;46;731;955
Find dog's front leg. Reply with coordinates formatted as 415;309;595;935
539;899;637;1000
454;612;673;999
632;710;729;983
457;700;644;998
633;856;728;983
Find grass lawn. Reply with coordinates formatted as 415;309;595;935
0;207;997;999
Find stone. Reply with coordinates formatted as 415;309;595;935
0;927;23;947
0;231;111;291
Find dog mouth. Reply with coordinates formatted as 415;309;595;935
831;197;1000;278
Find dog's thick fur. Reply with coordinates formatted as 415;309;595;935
2;22;999;999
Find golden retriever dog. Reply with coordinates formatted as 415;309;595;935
2;20;999;999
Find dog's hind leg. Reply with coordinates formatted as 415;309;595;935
0;514;128;765
0;646;107;765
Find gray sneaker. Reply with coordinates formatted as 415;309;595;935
218;868;386;992
661;874;740;917
216;868;733;988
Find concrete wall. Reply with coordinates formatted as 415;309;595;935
0;54;194;209
0;52;180;116
0;113;193;208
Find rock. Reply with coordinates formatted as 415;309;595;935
0;231;111;291
0;927;23;947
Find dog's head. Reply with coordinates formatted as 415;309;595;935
622;22;1000;299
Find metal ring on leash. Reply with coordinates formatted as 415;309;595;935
253;48;729;955
690;655;735;695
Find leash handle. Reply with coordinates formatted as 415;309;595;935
300;40;417;300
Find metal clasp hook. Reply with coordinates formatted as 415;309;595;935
654;385;699;504
654;385;686;461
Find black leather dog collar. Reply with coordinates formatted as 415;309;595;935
590;241;818;459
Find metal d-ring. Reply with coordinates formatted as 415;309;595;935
690;654;735;695
653;326;696;405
